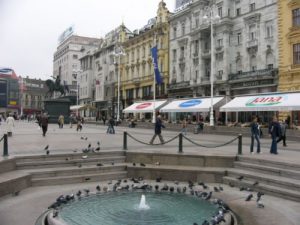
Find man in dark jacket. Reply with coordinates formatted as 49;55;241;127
150;115;165;144
40;113;49;137
269;116;281;154
250;116;260;154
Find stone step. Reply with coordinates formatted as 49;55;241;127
127;164;227;183
234;161;300;180
237;156;300;171
16;156;125;169
27;164;127;179
0;171;31;197
226;169;300;192
15;151;125;163
223;176;300;202
31;171;128;186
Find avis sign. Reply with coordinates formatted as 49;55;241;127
246;95;286;107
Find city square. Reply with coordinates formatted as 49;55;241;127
1;0;300;224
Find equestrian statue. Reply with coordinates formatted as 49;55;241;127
45;75;69;98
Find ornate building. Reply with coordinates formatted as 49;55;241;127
120;1;170;118
169;0;278;98
278;0;300;123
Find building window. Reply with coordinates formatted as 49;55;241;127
236;8;241;16
268;64;273;69
195;18;199;28
218;7;222;18
237;33;242;44
266;25;273;38
250;3;255;12
73;54;78;59
292;8;300;27
180;46;185;59
173;26;177;39
293;43;300;65
181;23;185;36
173;49;177;62
217;39;223;47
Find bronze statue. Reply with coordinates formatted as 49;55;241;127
45;75;68;98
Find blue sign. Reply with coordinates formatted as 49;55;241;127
179;99;202;108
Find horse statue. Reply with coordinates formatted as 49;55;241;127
45;75;69;98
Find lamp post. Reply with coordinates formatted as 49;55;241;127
114;45;126;122
203;5;220;126
72;70;82;116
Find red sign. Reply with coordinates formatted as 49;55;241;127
136;102;152;109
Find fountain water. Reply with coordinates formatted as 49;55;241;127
138;194;150;210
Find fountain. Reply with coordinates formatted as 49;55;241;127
138;194;150;210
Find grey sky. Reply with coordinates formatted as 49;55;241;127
0;0;174;80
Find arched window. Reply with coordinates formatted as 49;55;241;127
266;53;274;69
236;59;242;73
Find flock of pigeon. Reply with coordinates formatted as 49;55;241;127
47;174;265;225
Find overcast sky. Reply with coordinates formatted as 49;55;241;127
0;0;174;80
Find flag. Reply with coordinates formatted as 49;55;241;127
151;46;162;84
0;67;18;79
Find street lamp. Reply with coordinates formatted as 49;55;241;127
113;45;126;122
72;69;82;116
203;5;220;126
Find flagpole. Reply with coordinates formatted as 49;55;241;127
152;33;157;124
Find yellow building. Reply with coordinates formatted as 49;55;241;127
278;0;300;124
119;1;170;118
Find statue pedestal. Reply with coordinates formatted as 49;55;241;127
44;98;71;124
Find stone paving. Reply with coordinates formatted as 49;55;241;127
0;121;300;225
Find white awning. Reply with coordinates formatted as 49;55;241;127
123;100;167;113
220;92;300;112
160;97;225;113
70;105;85;111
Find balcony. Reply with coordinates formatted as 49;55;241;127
201;76;210;82
179;57;185;62
132;77;141;85
201;50;211;58
193;52;199;58
246;39;258;49
228;68;278;81
215;45;223;52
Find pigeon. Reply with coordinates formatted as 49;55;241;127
237;175;244;181
219;186;223;191
170;186;174;192
156;177;162;182
204;191;212;200
257;192;265;198
46;150;50;155
229;182;235;187
84;137;88;140
81;137;84;140
155;161;160;165
214;187;220;192
182;186;187;193
176;187;182;193
239;186;246;191
245;193;253;201
95;147;100;151
174;181;179;185
85;177;91;181
84;189;90;196
44;145;49;150
76;190;82;197
97;163;103;166
88;143;91;148
53;210;59;218
12;191;20;196
108;180;112;185
253;181;259;186
202;220;210;225
82;155;88;159
111;162;114;165
73;150;78;153
97;141;100;146
132;162;136;166
140;163;146;167
78;164;82;168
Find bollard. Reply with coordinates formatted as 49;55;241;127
123;132;128;150
238;134;242;155
3;134;8;157
178;133;183;153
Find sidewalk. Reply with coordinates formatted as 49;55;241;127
0;120;299;165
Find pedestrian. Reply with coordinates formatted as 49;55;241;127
76;116;82;132
107;117;115;134
58;114;64;128
6;113;15;137
102;116;106;125
277;120;288;147
269;116;281;155
150;115;165;144
40;113;49;137
250;116;260;154
181;118;187;135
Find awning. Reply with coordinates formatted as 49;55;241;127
160;97;225;113
220;92;300;112
70;105;85;111
123;100;167;113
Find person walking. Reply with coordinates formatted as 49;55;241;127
107;117;115;134
40;113;49;137
150;115;165;144
58;114;64;128
250;116;261;154
6;114;15;137
277;120;288;147
269;116;281;155
181;118;187;135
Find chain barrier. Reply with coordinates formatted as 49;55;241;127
126;132;180;146
182;135;239;148
0;135;4;142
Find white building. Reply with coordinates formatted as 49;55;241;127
169;0;278;98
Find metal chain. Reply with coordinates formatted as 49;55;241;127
0;135;4;142
182;135;239;148
126;133;180;146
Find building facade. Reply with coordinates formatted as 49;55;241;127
93;25;131;118
53;35;101;87
278;0;300;124
120;1;170;119
20;76;47;116
169;0;278;99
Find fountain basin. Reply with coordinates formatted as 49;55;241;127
57;191;220;225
